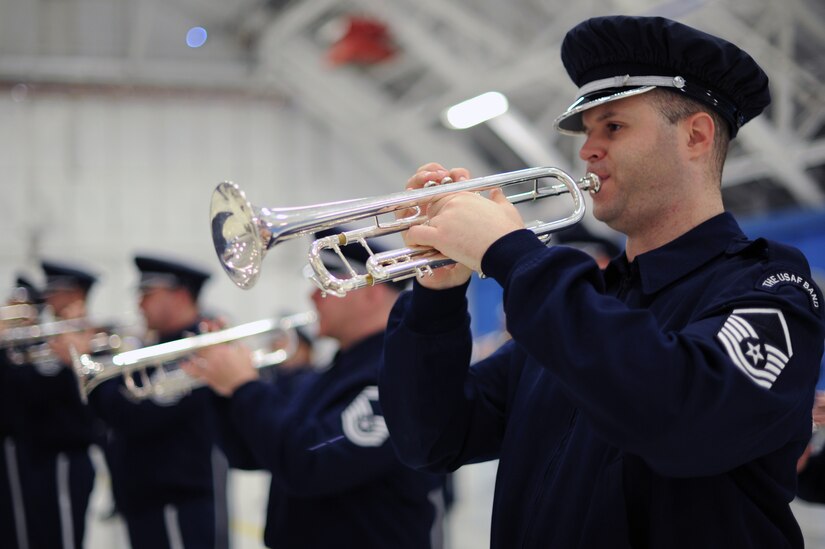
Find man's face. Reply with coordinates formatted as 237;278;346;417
309;283;358;341
45;289;87;319
578;94;684;237
138;287;177;331
310;288;349;338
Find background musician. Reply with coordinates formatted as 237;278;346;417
797;359;825;503
1;276;43;549
86;255;229;549
5;261;102;549
185;234;447;549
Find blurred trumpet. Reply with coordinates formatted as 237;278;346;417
72;311;316;402
0;315;134;351
1;317;91;348
0;303;39;324
3;318;139;369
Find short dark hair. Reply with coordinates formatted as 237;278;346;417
648;88;731;180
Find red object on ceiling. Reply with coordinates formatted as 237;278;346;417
326;15;397;66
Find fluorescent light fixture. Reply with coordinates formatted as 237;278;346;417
444;91;509;129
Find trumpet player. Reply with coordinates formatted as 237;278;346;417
186;234;446;549
0;275;42;549
797;359;825;503
378;15;825;549
2;262;102;549
85;255;229;549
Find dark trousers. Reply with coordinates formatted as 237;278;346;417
125;496;230;549
798;448;825;504
1;436;24;549
16;443;95;549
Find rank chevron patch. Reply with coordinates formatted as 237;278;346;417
716;308;793;389
341;386;389;447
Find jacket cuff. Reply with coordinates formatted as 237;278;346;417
229;379;265;411
406;279;471;334
481;229;547;287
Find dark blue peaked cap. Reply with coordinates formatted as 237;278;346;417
134;255;211;300
311;228;409;293
554;16;771;138
41;260;98;294
12;274;43;304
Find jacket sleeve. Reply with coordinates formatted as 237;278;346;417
482;229;825;477
5;361;80;401
88;377;212;439
224;377;406;497
210;372;316;470
379;281;515;472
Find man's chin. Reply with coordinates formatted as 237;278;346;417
591;206;621;232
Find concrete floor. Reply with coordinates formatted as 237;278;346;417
84;454;825;549
84;457;498;549
85;464;496;549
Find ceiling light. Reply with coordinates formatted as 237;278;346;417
186;27;208;48
443;91;509;130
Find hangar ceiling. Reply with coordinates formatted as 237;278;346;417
1;0;823;218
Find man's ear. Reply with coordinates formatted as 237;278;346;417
683;111;715;160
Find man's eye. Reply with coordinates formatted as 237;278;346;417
607;123;622;132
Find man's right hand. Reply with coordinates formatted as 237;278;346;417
184;343;258;397
401;163;473;290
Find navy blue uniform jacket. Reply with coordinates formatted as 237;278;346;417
88;322;223;514
380;213;825;549
1;351;99;451
214;332;444;549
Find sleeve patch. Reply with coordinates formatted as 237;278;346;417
716;308;793;389
757;270;820;312
341;386;389;447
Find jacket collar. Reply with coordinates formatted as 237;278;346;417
605;212;748;294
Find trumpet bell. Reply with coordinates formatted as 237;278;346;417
211;182;266;290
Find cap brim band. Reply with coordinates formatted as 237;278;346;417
43;277;87;293
555;73;743;136
138;273;183;291
554;85;657;134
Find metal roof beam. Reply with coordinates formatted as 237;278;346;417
737;118;825;205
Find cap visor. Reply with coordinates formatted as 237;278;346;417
554;86;656;134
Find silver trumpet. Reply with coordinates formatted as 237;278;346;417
72;311;316;402
2;311;138;367
210;166;600;296
1;317;91;348
0;303;39;324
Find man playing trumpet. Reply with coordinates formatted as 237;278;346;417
378;15;825;549
186;233;447;549
3;261;102;549
86;255;229;549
